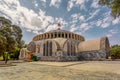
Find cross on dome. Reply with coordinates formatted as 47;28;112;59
57;22;61;30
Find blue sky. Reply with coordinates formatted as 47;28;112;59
0;0;120;45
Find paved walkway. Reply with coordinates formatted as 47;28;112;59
34;61;120;74
0;61;120;80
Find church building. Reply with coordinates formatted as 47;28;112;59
19;24;110;61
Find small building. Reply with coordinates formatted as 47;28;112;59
22;27;110;61
19;48;33;61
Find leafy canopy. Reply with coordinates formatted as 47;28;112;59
99;0;120;18
110;45;120;59
0;17;24;55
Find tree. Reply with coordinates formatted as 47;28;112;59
0;33;7;56
0;27;16;53
99;0;120;18
0;17;24;61
110;45;120;59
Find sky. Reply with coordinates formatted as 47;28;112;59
0;0;120;45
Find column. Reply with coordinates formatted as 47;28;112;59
60;32;62;38
74;34;75;39
64;33;65;38
57;32;58;38
53;33;55;38
68;33;69;38
47;42;50;56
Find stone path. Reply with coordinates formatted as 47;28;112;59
35;61;120;74
0;61;120;80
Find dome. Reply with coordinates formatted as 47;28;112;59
46;29;72;34
33;29;85;41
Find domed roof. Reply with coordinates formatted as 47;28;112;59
32;28;85;41
45;29;72;34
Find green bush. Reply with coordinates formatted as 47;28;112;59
110;45;120;59
33;55;38;61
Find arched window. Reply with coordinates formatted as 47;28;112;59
65;33;67;38
62;33;64;38
43;43;45;56
69;34;71;38
67;41;76;56
71;44;73;56
46;41;49;56
43;41;53;56
55;32;57;38
72;34;74;39
51;34;53;38
67;42;70;56
49;42;52;56
73;45;76;56
38;45;40;53
58;33;60;37
71;42;76;56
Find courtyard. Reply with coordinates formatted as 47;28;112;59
0;61;120;80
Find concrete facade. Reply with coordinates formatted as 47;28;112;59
20;29;110;61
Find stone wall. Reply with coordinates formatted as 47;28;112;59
77;50;107;61
38;56;78;62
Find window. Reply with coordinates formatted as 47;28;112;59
49;42;52;56
43;41;52;56
43;43;45;56
58;33;60;37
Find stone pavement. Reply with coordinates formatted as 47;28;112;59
0;61;120;80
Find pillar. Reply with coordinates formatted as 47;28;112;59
60;32;62;38
57;32;58;37
47;42;50;56
64;33;65;38
67;33;69;38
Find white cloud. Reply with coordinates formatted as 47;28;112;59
33;30;39;34
101;23;110;28
46;24;57;32
41;0;46;2
70;13;79;24
26;29;32;32
91;0;99;8
112;18;120;25
106;29;118;37
70;24;78;32
75;0;85;5
70;13;85;24
86;9;100;21
50;0;61;8
79;16;85;21
80;23;92;32
67;0;88;11
100;13;112;28
35;3;38;7
45;17;68;32
67;0;74;11
71;13;79;20
109;29;117;34
55;17;68;28
34;1;38;7
96;19;102;26
75;0;88;10
0;0;55;34
106;34;112;37
70;27;77;32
